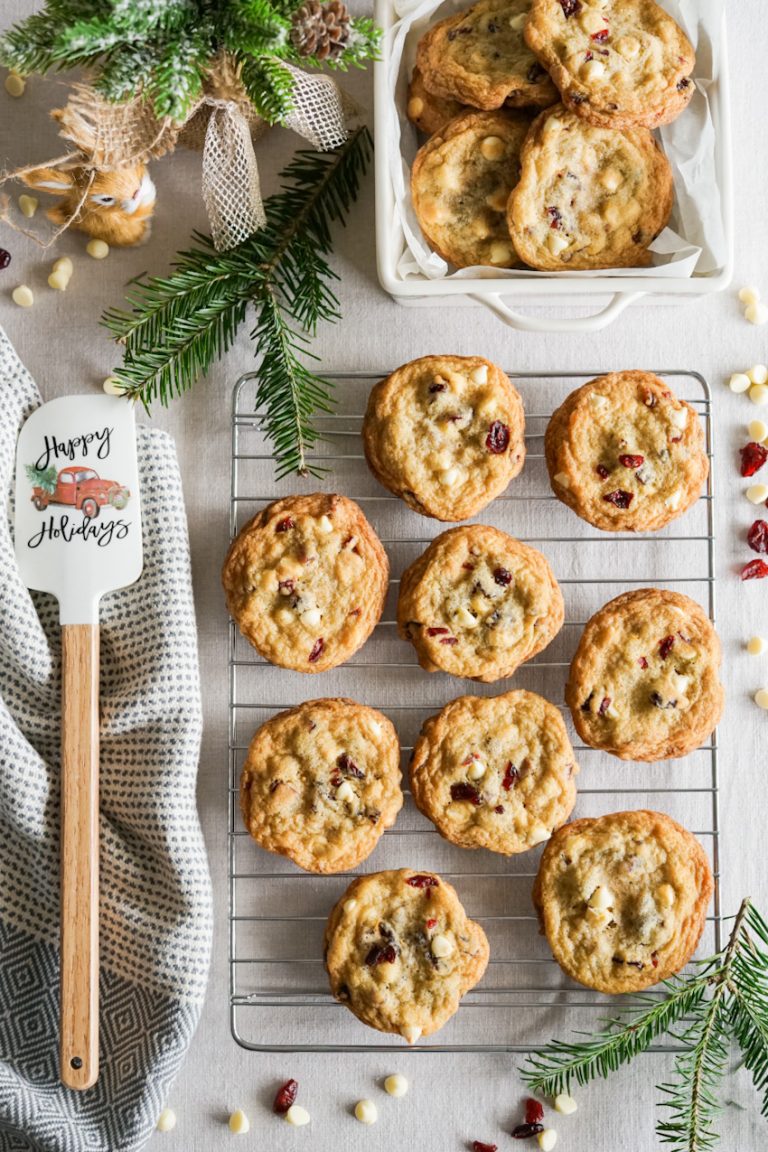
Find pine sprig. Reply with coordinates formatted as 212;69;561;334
523;899;768;1152
101;126;371;478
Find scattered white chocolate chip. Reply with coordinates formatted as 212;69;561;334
547;231;570;256
354;1100;378;1125
553;471;571;489
746;484;768;505
466;757;486;780
4;72;25;97
739;286;761;306
384;1073;409;1098
664;488;683;510
554;1093;577;1116
754;689;768;711
301;607;322;628
285;1104;311;1127
588;885;613;911
538;1129;558;1152
471;364;488;385
669;406;688;429
318;514;333;533
750;383;768;406
729;372;752;394
368;719;382;737
402;1024;422;1044
431;933;454;959
228;1109;250;1135
18;194;38;218
745;302;768;326
335;780;354;804
48;269;70;291
86;238;110;259
600;168;622;193
581;59;606;81
748;636;766;656
276;608;294;627
749;364;768;385
156;1108;177;1133
456;605;478;629
528;826;551;847
657;883;676;908
440;466;461;487
616;34;640;58
489;242;513;266
480;135;505;161
344;898;358;913
509;11;528;29
53;256;73;276
103;376;124;396
12;285;33;308
749;420;768;442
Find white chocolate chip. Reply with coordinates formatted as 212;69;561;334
11;285;33;308
456;605;478;629
431;933;454;959
739;286;761;306
600;168;622;193
616;34;640;58
553;471;571;489
407;97;424;119
745;302;768;325
547;231;571;256
509;11;528;29
285;1104;311;1127
402;1024;422;1044
354;1100;378;1125
657;883;676;908
664;488;683;510
18;194;38;218
344;898;358;913
749;364;768;385
384;1073;409;1098
588;885;613;911
466;757;486;780
157;1108;177;1132
102;376;124;396
4;72;25;97
470;364;488;385
528;826;551;847
318;514;333;533
488;242;513;266
580;9;606;33
750;383;768;406
755;689;768;710
729;372;752;393
440;466;461;487
581;59;606;81
86;238;110;259
53;256;73;276
48;269;70;291
554;1094;577;1116
746;484;768;505
748;636;767;656
301;607;322;628
749;420;768;442
336;780;354;803
669;406;688;430
480;135;505;161
276;608;294;627
228;1110;250;1135
538;1130;558;1152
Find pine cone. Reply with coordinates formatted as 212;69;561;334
290;0;351;62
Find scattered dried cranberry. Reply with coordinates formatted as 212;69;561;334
741;559;768;581
512;1123;545;1139
494;805;504;814
462;562;476;571
591;27;609;40
502;762;520;790
338;753;364;779
603;489;634;509
740;442;768;477
278;578;294;595
546;206;563;230
658;635;675;659
651;951;659;968
596;463;610;479
275;516;294;532
427;626;449;636
429;382;446;393
365;943;398;966
308;637;324;663
426;918;437;930
451;782;482;805
493;566;512;586
558;0;581;15
677;77;691;90
273;1079;299;1114
0;248;11;270
619;454;645;469
748;520;768;554
486;421;510;454
441;636;458;645
598;696;612;716
405;874;439;889
524;1099;545;1126
638;656;649;669
472;1144;498;1152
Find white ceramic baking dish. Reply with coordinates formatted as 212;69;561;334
373;2;733;333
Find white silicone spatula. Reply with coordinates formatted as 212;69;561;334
14;395;142;1091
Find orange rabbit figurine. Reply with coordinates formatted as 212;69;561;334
20;162;156;246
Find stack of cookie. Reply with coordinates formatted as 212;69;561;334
408;0;694;270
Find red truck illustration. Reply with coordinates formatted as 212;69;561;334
26;464;130;519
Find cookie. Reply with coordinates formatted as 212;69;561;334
411;109;529;269
507;104;674;270
397;525;564;683
222;493;388;673
239;698;402;874
324;868;489;1041
410;690;578;855
533;810;713;993
407;66;467;136
566;589;724;761
545;371;709;532
524;0;695;130
416;0;558;111
363;355;526;522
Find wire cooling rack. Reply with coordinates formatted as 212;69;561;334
228;369;720;1053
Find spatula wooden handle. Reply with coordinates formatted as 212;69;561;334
60;623;99;1090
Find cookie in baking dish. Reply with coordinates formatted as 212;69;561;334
507;104;674;270
407;66;467;136
533;810;713;993
222;493;388;673
416;0;558;111
410;689;579;855
411;109;530;269
524;0;695;130
545;371;709;532
397;525;564;683
362;355;525;522
566;589;724;762
324;868;489;1041
240;698;402;874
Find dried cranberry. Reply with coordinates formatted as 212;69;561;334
462;562;476;571
584;50;593;61
525;1099;545;1126
472;1144;498;1152
0;248;11;270
273;1079;299;1114
658;635;675;659
638;656;649;669
546;206;563;230
450;782;482;805
677;77;691;90
429;382;446;393
643;390;657;408
512;1123;545;1139
405;874;439;889
441;636;458;645
427;626;449;636
365;943;397;966
486;421;510;454
603;489;633;509
596;463;610;479
742;559;768;581
493;566;513;586
494;805;504;814
748;520;768;554
278;578;294;595
338;753;364;779
740;442;768;477
275;516;294;532
619;454;645;469
591;27;609;40
598;696;612;716
426;918;437;929
308;637;324;663
502;762;520;790
651;951;659;968
558;0;581;15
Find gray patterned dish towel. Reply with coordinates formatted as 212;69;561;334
0;327;213;1151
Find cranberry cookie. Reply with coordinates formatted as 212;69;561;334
545;371;709;532
397;525;564;683
566;589;724;761
240;699;402;873
524;0;695;130
416;0;557;111
407;66;467;136
222;493;388;673
533;810;713;993
324;868;489;1041
363;355;525;522
411;109;529;269
507;105;674;270
410;690;578;855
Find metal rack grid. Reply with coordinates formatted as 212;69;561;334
228;369;720;1054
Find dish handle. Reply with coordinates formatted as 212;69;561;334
468;290;645;333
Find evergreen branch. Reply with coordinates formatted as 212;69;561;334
657;990;730;1152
